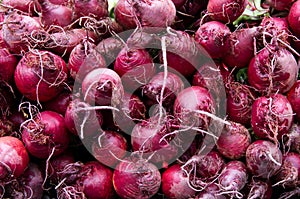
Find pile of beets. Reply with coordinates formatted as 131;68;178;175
0;0;300;198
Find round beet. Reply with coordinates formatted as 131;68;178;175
223;27;257;68
287;81;300;122
246;179;272;199
246;140;283;179
68;41;106;81
114;93;146;132
288;0;300;37
0;136;29;179
113;157;161;199
2;12;41;54
218;161;248;197
14;50;68;102
275;152;300;187
131;115;183;164
217;121;251;159
266;0;294;10
81;68;124;106
162;164;196;199
73;0;108;20
92;131;127;167
207;0;248;23
142;72;184;112
248;47;298;95
195;21;230;59
114;47;155;91
173;86;214;129
251;94;293;141
226;82;256;125
161;30;202;77
64;99;103;139
22;111;70;159
114;0;176;29
39;0;74;27
77;161;114;199
43;91;72;115
285;124;300;154
0;48;18;83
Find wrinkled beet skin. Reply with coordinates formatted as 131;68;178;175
195;21;230;59
251;94;293;140
113;158;161;199
78;161;114;199
162;164;196;199
246;140;282;179
2;0;41;14
207;0;248;23
226;82;256;125
287;81;300;122
2;13;41;54
92;131;127;167
217;121;251;160
14;50;68;102
248;48;298;94
22;111;70;159
218;161;248;192
0;136;29;179
288;0;300;37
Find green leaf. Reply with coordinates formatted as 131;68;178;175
233;0;269;26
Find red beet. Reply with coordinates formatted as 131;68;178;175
195;21;230;59
217;121;251;159
0;136;29;179
207;0;248;23
274;152;300;187
248;47;298;95
246;140;283;179
288;0;300;37
14;50;68;102
113;157;161;199
162;164;196;199
2;12;41;54
92;131;128;167
81;68;124;106
22;111;70;159
114;47;156;91
0;48;18;83
287;81;300;122
223;27;257;68
251;94;294;141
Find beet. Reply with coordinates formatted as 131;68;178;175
217;121;251;159
251;94;293;141
246;140;283;179
287;81;300;122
